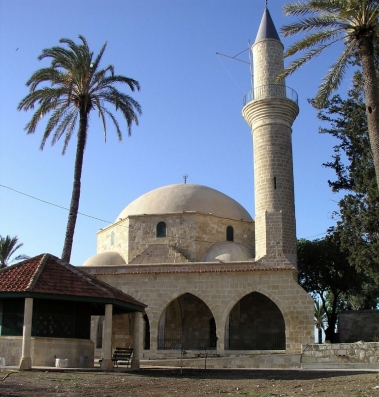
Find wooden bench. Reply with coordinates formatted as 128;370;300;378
111;347;133;367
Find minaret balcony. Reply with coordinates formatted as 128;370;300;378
243;84;298;106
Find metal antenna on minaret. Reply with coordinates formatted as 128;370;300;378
265;0;268;9
248;39;253;91
183;174;188;184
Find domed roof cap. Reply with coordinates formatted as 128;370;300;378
255;8;281;43
82;252;126;267
201;242;254;262
116;184;253;222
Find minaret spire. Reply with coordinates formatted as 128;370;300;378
255;7;281;43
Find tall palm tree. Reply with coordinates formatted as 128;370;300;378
279;0;379;188
314;299;327;343
18;35;142;263
0;235;29;268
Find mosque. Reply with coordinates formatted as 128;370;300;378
82;7;314;363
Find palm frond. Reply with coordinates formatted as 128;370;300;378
101;107;123;140
92;75;141;93
284;0;348;16
284;29;342;57
0;235;29;267
278;41;337;81
281;15;343;37
314;40;355;107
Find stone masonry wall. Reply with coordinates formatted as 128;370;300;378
97;213;254;264
302;342;379;369
252;115;297;265
253;39;284;88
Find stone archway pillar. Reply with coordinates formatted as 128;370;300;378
19;297;33;370
131;311;142;369
216;319;225;356
101;304;113;371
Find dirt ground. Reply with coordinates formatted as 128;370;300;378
1;368;379;397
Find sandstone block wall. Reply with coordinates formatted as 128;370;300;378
302;342;379;369
253;39;284;88
97;213;255;264
0;336;94;367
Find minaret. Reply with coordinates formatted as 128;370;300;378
242;8;299;266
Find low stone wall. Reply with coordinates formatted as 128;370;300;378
0;337;94;368
301;342;379;369
142;353;301;369
0;336;22;366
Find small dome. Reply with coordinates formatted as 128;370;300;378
201;242;254;262
116;184;253;222
82;252;126;267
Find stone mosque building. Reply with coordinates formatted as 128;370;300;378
82;7;314;362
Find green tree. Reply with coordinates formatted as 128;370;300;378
279;0;379;188
297;234;371;341
316;73;379;282
314;299;327;343
18;36;142;263
0;235;29;268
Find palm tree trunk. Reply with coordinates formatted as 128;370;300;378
318;328;322;344
359;37;379;189
61;110;88;263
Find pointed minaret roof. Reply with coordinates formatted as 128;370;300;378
255;8;281;43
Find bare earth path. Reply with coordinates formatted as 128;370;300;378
0;369;378;397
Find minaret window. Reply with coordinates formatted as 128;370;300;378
274;177;277;190
110;231;115;246
156;221;166;238
226;226;234;242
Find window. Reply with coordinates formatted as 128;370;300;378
156;221;166;238
226;226;234;241
110;231;115;246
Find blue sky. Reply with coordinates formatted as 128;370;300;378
0;0;353;266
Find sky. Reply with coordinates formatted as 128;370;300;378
0;0;355;267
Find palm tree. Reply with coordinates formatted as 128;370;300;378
18;36;142;263
279;0;379;188
0;235;29;268
314;299;327;343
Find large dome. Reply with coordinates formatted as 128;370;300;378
116;184;253;222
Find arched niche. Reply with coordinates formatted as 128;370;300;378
158;293;216;350
225;292;285;350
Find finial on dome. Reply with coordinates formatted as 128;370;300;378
183;174;188;184
265;0;268;9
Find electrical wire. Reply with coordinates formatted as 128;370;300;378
0;184;112;224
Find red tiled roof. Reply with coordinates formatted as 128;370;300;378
0;254;146;310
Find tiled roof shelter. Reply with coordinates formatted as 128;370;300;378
0;254;146;371
0;253;146;311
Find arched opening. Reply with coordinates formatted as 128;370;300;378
156;221;166;238
110;231;115;246
158;293;216;350
143;314;150;350
225;292;285;350
226;226;234;241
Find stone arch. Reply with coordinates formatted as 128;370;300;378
221;285;291;331
222;286;289;351
157;292;217;350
